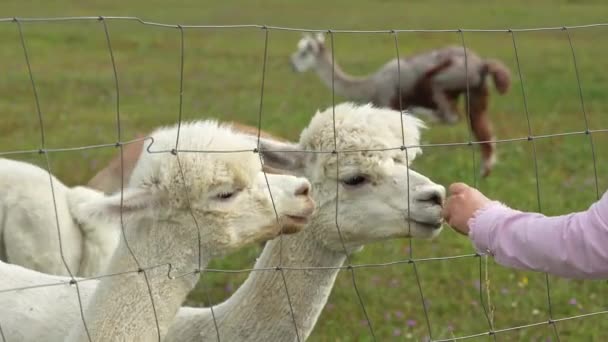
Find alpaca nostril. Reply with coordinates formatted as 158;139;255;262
295;183;310;197
429;193;443;206
418;188;445;206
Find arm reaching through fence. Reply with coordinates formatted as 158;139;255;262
443;182;608;280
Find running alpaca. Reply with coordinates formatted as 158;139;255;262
163;102;446;341
290;33;512;177
0;158;119;276
0;120;315;342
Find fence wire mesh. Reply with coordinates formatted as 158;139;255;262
0;16;607;342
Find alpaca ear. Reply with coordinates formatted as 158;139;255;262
314;32;325;44
252;137;310;176
71;187;158;223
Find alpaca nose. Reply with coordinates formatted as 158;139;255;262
294;181;310;197
415;185;445;207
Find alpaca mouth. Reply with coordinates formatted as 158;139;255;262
412;220;443;230
285;214;310;225
277;214;311;235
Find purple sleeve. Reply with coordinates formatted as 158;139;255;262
468;191;608;279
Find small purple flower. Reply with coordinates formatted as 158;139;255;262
407;319;417;327
447;324;454;332
224;282;233;293
569;298;577;305
392;328;402;337
472;280;481;290
390;278;400;288
326;303;335;311
403;246;411;254
395;310;404;319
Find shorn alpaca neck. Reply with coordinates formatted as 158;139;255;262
314;49;376;103
165;221;348;342
68;218;204;342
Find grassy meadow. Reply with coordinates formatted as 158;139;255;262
1;0;608;340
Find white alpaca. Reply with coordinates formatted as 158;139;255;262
0;159;118;276
162;102;446;341
0;120;315;342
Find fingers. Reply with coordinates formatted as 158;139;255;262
448;182;469;195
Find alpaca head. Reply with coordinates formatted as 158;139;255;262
290;33;326;72
257;103;445;252
74;121;315;258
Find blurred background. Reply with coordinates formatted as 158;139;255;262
1;0;607;340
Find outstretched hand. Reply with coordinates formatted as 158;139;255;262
442;182;491;236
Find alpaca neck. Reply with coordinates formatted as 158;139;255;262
77;223;121;277
69;218;204;342
166;221;347;342
314;49;376;102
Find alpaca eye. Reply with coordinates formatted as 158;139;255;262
342;175;368;187
216;191;235;200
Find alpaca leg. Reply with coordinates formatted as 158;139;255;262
431;85;459;125
468;86;496;177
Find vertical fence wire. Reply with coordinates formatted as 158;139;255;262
563;27;600;201
255;27;304;342
100;17;164;342
391;30;436;340
509;29;561;342
328;30;377;341
15;17;94;342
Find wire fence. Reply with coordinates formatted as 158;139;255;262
0;16;607;341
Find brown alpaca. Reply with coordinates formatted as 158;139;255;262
87;122;290;194
290;33;511;177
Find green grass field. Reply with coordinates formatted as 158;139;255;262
1;0;608;340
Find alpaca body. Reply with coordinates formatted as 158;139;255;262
0;158;117;277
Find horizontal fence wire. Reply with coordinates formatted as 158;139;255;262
0;16;606;342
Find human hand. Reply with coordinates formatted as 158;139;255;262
442;182;492;235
